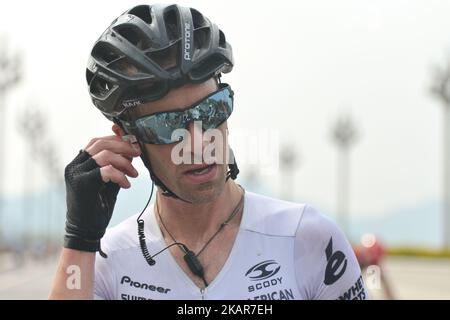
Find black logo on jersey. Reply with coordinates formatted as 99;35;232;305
245;260;281;281
120;276;171;294
338;275;366;300
324;237;347;285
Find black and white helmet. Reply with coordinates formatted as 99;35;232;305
86;4;233;119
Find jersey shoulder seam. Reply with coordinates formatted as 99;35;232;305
293;204;309;299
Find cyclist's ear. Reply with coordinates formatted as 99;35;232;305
112;123;126;137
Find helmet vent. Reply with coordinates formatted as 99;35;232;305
194;28;210;49
86;69;94;85
114;25;152;50
163;8;180;41
128;5;152;24
92;42;122;64
190;54;224;80
219;30;226;48
108;58;143;77
190;9;206;28
90;76;113;97
146;44;179;70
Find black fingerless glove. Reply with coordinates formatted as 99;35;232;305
63;150;120;253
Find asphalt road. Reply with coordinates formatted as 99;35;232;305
0;255;449;299
368;256;450;300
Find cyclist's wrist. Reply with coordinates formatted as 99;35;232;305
63;235;100;253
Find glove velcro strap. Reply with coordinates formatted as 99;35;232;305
64;235;100;252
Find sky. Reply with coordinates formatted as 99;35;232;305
0;0;449;222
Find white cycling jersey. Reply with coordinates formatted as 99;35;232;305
94;191;368;300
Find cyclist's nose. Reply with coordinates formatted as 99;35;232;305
185;121;207;163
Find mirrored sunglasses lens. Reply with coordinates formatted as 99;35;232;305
136;115;176;144
133;86;233;144
197;89;233;130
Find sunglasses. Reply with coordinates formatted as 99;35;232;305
120;83;234;144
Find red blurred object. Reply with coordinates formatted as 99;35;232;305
354;234;386;268
354;235;395;299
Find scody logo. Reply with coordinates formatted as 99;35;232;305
245;260;281;281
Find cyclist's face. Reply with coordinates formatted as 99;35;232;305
137;78;230;203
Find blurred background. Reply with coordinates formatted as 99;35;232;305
1;0;450;299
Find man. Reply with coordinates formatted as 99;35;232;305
49;4;368;300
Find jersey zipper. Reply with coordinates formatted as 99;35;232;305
200;287;206;300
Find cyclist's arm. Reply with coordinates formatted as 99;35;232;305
50;133;140;300
49;249;95;300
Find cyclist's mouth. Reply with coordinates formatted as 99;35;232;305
183;164;218;184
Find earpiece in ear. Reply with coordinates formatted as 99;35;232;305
122;134;138;144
